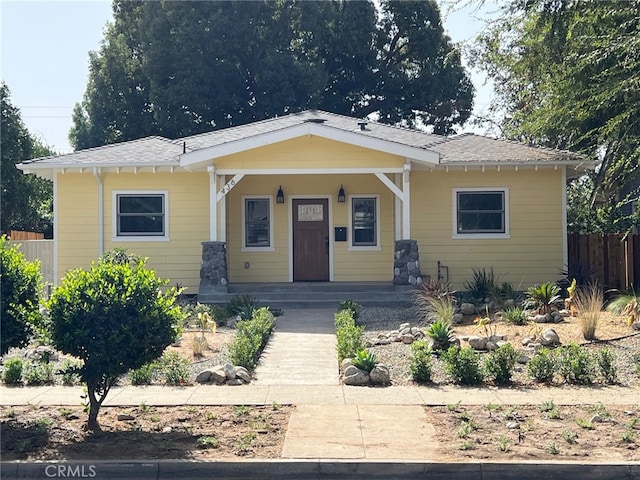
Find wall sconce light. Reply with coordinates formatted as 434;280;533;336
276;186;285;204
338;185;346;203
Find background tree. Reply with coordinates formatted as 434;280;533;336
470;0;640;232
47;250;182;430
0;236;43;355
1;83;54;235
70;0;473;148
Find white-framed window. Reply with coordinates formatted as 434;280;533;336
453;188;510;239
349;195;381;250
112;191;169;241
242;196;274;251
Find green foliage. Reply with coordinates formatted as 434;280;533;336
57;358;83;386
183;302;228;327
502;307;528;325
555;343;596;385
526;347;556;383
1;83;54;234
409;340;433;383
227;307;275;370
464;268;500;300
0;236;43;354
129;362;157;386
197;435;220;449
524;282;561;314
157;352;191;385
23;360;54;386
226;294;257;320
2;357;23;385
413;279;456;323
596;347;617;384
483;343;517;385
606;291;640;326
334;310;365;363
442;346;484;385
425;319;455;352
33;416;54;434
338;300;362;321
352;349;377;372
47;250;181;429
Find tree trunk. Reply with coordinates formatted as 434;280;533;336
86;383;103;431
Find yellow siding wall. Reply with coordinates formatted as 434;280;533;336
226;173;394;282
411;169;564;289
56;172;209;293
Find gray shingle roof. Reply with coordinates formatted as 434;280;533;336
20;110;590;169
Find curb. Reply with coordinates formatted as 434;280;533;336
2;460;639;480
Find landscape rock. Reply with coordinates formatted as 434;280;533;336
343;365;370;386
468;336;488;350
632;322;640;331
401;334;416;344
517;354;530;364
452;313;464;324
486;341;498;351
460;303;476;316
399;323;411;331
195;370;212;384
532;314;548;323
506;422;520;429
117;414;135;421
341;358;354;371
209;366;227;384
489;335;506;342
226;378;244;386
223;363;236;380
550;311;564;323
235;367;252;383
521;336;536;346
369;364;391;385
591;414;603;423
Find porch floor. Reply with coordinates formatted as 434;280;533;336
199;281;417;308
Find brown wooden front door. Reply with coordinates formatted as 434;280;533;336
293;198;329;281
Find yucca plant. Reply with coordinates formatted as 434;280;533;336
573;284;603;341
524;282;561;314
464;268;500;300
352;349;378;372
426;320;455;352
606;291;640;326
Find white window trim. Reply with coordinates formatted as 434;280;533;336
242;195;275;252
111;190;169;242
348;194;382;251
452;187;510;239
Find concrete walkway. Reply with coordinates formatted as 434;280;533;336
253;309;339;385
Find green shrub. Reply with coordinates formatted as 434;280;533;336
23;360;55;386
129;362;157;385
352;349;377;372
334;310;364;362
464;268;500;300
338;300;362;321
502;307;528;325
556;343;595;385
227;307;276;370
527;347;556;383
0;236;44;354
48;250;181;429
524;282;561;314
57;358;83;386
2;357;23;385
442;346;484;385
158;352;191;385
409;340;433;383
226;294;257;319
425;320;455;352
596;347;617;384
483;343;518;385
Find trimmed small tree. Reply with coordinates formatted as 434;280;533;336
48;250;182;430
0;235;42;355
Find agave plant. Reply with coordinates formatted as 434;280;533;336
352;349;378;372
524;282;561;314
425;320;455;352
606;291;640;326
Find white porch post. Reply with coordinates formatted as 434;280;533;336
402;161;411;239
208;166;217;241
394;173;402;241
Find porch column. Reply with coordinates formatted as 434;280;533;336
199;241;228;299
402;161;411;239
393;239;422;286
208;166;217;241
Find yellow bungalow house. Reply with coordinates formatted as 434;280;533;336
18;110;590;305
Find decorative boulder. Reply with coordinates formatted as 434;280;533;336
452;313;464;324
632;322;640;331
468;336;488;350
223;363;236;380
235;366;252;383
460;303;476;316
486;341;498;351
343;365;370;386
533;314;549;323
210;366;227;384
195;370;212;384
341;358;354;371
369;365;391;385
401;334;415;344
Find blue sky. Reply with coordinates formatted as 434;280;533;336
1;0;496;154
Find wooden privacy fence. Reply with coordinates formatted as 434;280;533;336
567;233;640;291
9;230;44;240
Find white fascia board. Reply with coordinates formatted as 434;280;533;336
179;123;439;168
214;167;404;175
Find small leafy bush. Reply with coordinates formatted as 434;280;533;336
338;300;362;321
57;358;83;386
129;362;157;385
335;310;364;362
527;347;556;383
502;307;528;325
352;349;377;372
23;360;55;386
227;307;275;370
425;319;455;352
442;346;484;385
596;347;617;384
158;352;191;385
226;294;257;319
483;343;518;385
409;340;433;383
2;357;23;385
556;343;595;385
